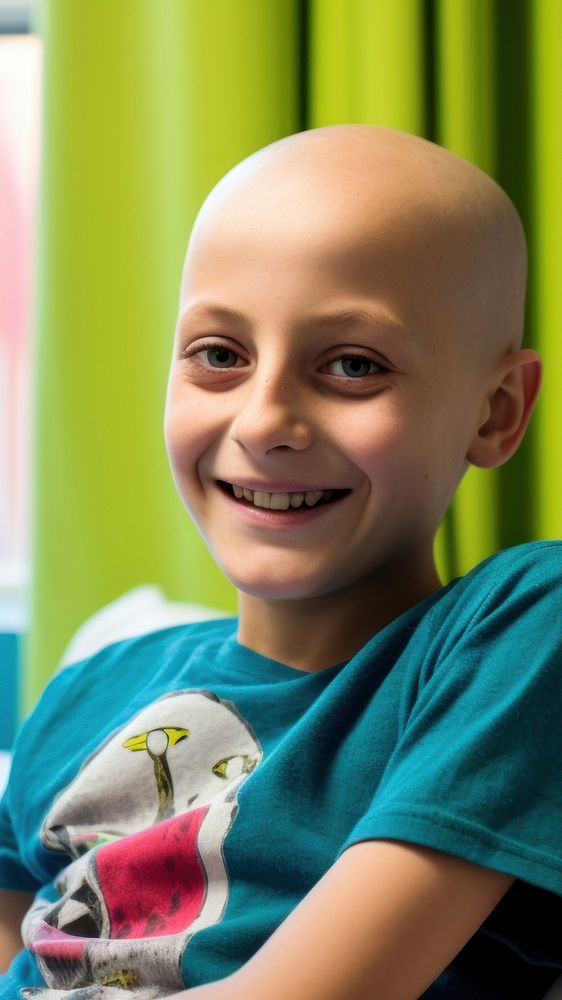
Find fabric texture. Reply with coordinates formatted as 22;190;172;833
2;541;562;999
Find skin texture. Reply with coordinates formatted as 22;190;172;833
164;123;541;672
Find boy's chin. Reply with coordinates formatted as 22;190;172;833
217;562;352;603
231;576;325;602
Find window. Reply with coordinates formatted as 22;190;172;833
0;5;40;605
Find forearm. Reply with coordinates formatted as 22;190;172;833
165;840;514;1000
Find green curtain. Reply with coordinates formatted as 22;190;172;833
23;0;561;712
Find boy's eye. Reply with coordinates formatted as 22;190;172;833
181;342;244;370
323;356;383;378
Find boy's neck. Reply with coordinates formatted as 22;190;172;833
236;550;443;673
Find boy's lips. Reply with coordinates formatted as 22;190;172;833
214;479;352;526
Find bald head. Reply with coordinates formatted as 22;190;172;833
187;125;527;366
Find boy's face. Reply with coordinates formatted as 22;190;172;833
164;129;518;603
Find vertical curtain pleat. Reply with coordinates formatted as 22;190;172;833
310;0;425;132
531;0;562;540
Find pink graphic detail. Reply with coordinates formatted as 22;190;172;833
96;805;210;939
30;921;87;960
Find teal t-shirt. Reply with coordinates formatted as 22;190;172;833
1;541;562;998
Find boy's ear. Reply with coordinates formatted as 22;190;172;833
466;349;542;469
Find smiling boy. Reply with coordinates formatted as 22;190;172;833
1;124;562;1000
165;123;537;669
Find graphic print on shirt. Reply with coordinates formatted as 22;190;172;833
20;690;262;998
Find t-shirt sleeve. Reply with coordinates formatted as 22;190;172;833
0;648;111;894
0;664;81;893
337;543;562;899
0;628;184;897
0;792;39;892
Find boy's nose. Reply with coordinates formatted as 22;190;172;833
229;374;314;457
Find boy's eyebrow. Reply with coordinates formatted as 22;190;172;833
178;303;410;338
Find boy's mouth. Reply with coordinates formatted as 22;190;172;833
217;480;350;511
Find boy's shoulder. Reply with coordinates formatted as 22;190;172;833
58;584;234;670
24;616;236;738
416;540;562;647
459;539;562;592
13;617;238;785
60;614;236;672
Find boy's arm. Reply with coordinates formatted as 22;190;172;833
170;839;515;1000
0;887;35;972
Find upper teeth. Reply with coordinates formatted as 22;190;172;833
231;484;330;509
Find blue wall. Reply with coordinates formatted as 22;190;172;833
0;595;26;749
0;633;18;749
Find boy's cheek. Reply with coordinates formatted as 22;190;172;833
164;392;213;462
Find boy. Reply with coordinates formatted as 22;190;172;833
0;123;561;999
